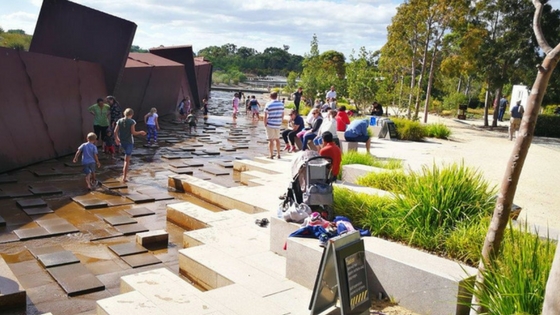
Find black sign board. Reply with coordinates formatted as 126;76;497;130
377;119;397;140
309;231;370;315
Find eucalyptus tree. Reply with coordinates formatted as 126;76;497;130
346;47;380;113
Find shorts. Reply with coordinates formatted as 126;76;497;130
82;163;96;175
345;135;370;143
93;125;108;142
104;145;115;154
510;117;521;131
121;143;134;156
265;127;280;140
251;105;259;113
189;121;196;127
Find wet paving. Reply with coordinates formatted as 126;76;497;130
0;91;276;315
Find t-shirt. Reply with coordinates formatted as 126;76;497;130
117;118;136;145
293;115;304;133
511;105;524;118
110;104;122;125
326;90;337;100
78;142;98;165
187;114;196;124
264;99;284;129
88;103;110;126
319;142;342;176
344;119;368;138
293;91;302;103
232;97;240;108
319;119;338;137
146;113;158;126
250;99;259;107
336;111;350;131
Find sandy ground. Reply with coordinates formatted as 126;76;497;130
369;115;560;232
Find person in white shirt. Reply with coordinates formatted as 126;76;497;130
326;86;337;107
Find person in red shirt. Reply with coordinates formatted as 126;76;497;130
319;131;342;182
336;106;351;131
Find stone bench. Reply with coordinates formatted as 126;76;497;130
0;256;26;310
337;131;369;153
136;229;168;248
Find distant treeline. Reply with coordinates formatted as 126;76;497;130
196;43;303;76
0;27;32;50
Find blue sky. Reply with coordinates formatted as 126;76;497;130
1;0;559;57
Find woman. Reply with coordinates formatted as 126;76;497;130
336;105;351;131
314;110;338;149
300;109;323;151
281;109;304;153
107;95;121;130
88;98;110;150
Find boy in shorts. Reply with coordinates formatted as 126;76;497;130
104;129;116;159
73;132;101;190
187;109;198;133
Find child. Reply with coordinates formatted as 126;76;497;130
202;98;209;121
232;93;239;119
115;108;146;182
144;107;159;147
249;95;260;121
187;109;198;133
73;132;101;190
177;98;186;123
104;129;116;159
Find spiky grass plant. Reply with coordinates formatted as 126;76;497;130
425;123;452;139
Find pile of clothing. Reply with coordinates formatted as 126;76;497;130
288;213;370;247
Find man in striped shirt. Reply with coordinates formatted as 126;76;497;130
264;92;285;159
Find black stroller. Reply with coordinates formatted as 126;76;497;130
281;151;335;221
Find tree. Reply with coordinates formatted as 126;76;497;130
300;34;323;104
347;47;379;112
474;1;560;313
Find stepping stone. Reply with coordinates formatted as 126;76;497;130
6;189;34;198
105;197;135;207
186;144;204;147
0;233;19;244
191;151;208;156
169;162;189;168
256;140;269;144
212;161;234;169
233;145;249;150
44;223;79;236
27;245;65;258
37;250;80;268
126;194;155;204
203;126;216;130
108;243;148;257
22;206;54;216
179;147;196;152
148;193;174;201
102;215;137;226
161;154;182;160
202;130;216;134
165;139;181;143
28;185;63;195
46;263;105;296
170;168;194;175
0;215;5;226
0;176;17;184
14;226;50;240
124;207;155;218
199;167;230;176
120;253;161;268
88;228;123;241
33;169;63;177
102;182;128;189
0;190;9;199
203;150;220;156
64;162;83;167
219;147;237;152
184;160;205;167
72;198;108;209
17;198;47;208
114;223;149;236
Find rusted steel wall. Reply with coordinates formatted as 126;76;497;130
29;0;136;95
114;54;185;118
0;47;106;173
149;46;206;108
194;58;213;103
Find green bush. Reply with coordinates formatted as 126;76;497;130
425;123;452;139
468;224;556;315
341;151;402;170
445;217;488;265
356;170;408;192
535;114;560;138
542;105;560;115
391;117;427;141
442;92;469;111
300;106;311;116
284;102;295;110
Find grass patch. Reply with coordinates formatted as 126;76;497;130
425;123;452;139
341;151;402;170
356;170;408;192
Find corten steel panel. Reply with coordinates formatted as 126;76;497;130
114;56;184;117
149;46;202;108
0;47;106;173
29;0;136;94
194;61;212;102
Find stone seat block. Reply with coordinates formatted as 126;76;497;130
0;256;26;309
269;217;301;257
136;230;168;248
340;164;389;184
233;159;283;174
340;140;358;153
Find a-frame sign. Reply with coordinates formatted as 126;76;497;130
309;231;370;315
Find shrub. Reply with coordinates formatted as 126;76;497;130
468;224;556;315
535;114;560;138
341;151;402;170
425;123;452;139
391;117;426;141
284;102;295;110
442;92;469;111
445;217;488;265
300;106;311;116
356;170;408;192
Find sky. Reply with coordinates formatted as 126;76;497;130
2;0;560;58
0;0;402;57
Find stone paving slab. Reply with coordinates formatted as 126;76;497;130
232;145;249;150
170;168;194;175
108;242;148;257
43;223;80;236
124;207;155;217
14;226;50;240
17;198;47;208
203;150;220;156
126;194;156;204
102;182;128;189
96;291;166;315
33;169;63;177
115;223;149;235
211;161;234;168
105;196;135;207
22;206;54;216
121;253;161;268
27;245;65;258
191;151;209;156
72;197;108;209
28;185;63;195
183;160;205;167
169;162;190;168
46;263;105;296
199;167;230;176
88;228;124;241
37;250;80;268
148;193;175;201
219;147;237;152
0;175;17;184
102;215;137;226
5;188;35;198
0;215;5;226
179;147;196;152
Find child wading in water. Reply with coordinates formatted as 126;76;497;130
232;93;240;119
104;129;116;160
202;98;209;122
144;107;159;147
73;132;101;190
115;108;146;182
187;109;198;133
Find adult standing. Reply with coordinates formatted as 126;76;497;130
335;105;351;131
319;131;342;182
281;109;304;153
293;87;303;113
88;98;110;150
264;92;284;159
509;100;524;141
326;86;337;107
344;119;371;154
107;96;122;130
498;96;509;121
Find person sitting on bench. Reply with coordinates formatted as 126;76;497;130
319;131;341;182
344;119;371;154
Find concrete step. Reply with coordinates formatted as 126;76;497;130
0;256;26;310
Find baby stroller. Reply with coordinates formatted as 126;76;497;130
280;151;335;221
